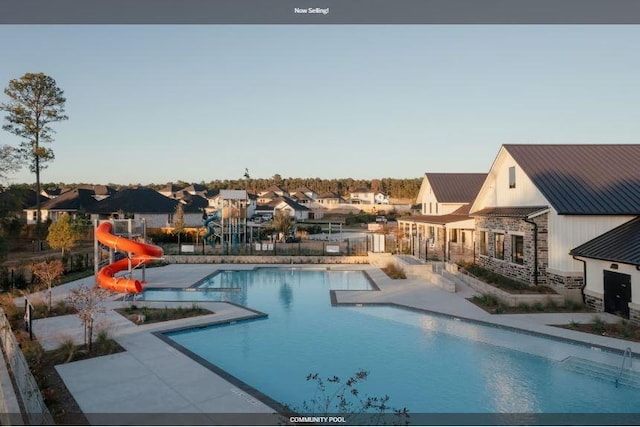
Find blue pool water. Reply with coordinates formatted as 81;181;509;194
148;269;639;414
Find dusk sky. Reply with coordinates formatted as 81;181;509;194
1;25;639;185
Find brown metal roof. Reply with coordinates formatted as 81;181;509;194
426;173;487;203
471;206;549;218
570;216;640;266
505;144;640;215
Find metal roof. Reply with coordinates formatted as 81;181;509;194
470;206;549;218
570;216;640;266
505;144;640;215
426;173;487;203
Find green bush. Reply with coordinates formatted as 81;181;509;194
592;316;606;333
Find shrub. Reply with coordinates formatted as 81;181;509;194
382;262;406;279
569;320;580;329
95;330;117;354
592;316;606;334
57;338;80;363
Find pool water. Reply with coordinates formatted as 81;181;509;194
152;269;639;414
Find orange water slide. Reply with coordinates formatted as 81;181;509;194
95;222;164;293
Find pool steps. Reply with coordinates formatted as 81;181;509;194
561;356;640;389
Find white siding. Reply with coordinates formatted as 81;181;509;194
548;211;635;272
581;258;640;306
439;203;465;215
471;148;547;212
135;213;170;228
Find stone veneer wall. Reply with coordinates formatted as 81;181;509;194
630;303;640;326
474;213;549;286
547;270;584;290
584;292;604;312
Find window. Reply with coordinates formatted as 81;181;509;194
479;231;488;255
450;229;458;243
509;166;516;189
428;226;435;239
512;235;524;264
494;233;504;259
436;203;439;214
429;202;432;214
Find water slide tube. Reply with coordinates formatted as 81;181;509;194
203;214;221;247
95;222;163;293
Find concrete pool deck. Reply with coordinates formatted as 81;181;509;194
23;262;640;424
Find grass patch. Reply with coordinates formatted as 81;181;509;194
557;317;640;343
381;262;407;279
115;303;212;324
60;269;94;284
458;262;556;294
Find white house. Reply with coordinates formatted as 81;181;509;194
398;173;486;261
570;217;640;324
350;187;375;204
470;144;640;305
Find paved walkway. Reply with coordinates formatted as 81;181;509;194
25;262;640;424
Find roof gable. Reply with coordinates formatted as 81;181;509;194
38;188;97;211
505;144;640;215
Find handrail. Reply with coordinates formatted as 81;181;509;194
615;347;633;388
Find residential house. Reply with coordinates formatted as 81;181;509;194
0;188;47;222
271;196;310;220
177;184;207;198
158;183;183;199
89;187;203;228
397;173;486;261
350;187;375;204
292;186;317;201
570;217;640;323
259;185;288;198
316;192;343;206
469;144;640;304
40;187;63;199
257;191;279;204
25;188;97;224
374;192;390;205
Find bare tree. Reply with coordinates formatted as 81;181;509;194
67;284;111;352
31;259;64;311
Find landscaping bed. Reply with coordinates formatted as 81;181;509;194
469;294;590;314
458;263;555;294
381;262;407;279
115;304;212;324
557;317;640;343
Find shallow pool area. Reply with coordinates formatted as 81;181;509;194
144;268;640;416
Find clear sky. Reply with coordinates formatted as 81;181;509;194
1;25;639;185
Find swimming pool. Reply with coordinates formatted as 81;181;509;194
147;268;639;419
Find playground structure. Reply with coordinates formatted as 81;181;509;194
94;219;163;293
203;190;248;248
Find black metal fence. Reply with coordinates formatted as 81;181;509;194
156;235;399;257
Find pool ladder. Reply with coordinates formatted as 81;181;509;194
615;347;633;388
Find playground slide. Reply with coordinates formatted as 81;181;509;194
95;222;164;293
203;214;221;247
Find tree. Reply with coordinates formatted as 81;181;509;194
172;203;185;253
272;210;293;242
286;370;410;425
0;144;19;183
67;284;111;352
31;259;64;311
0;229;7;263
1;72;68;241
47;213;77;256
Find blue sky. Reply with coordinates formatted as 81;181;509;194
1;25;639;185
